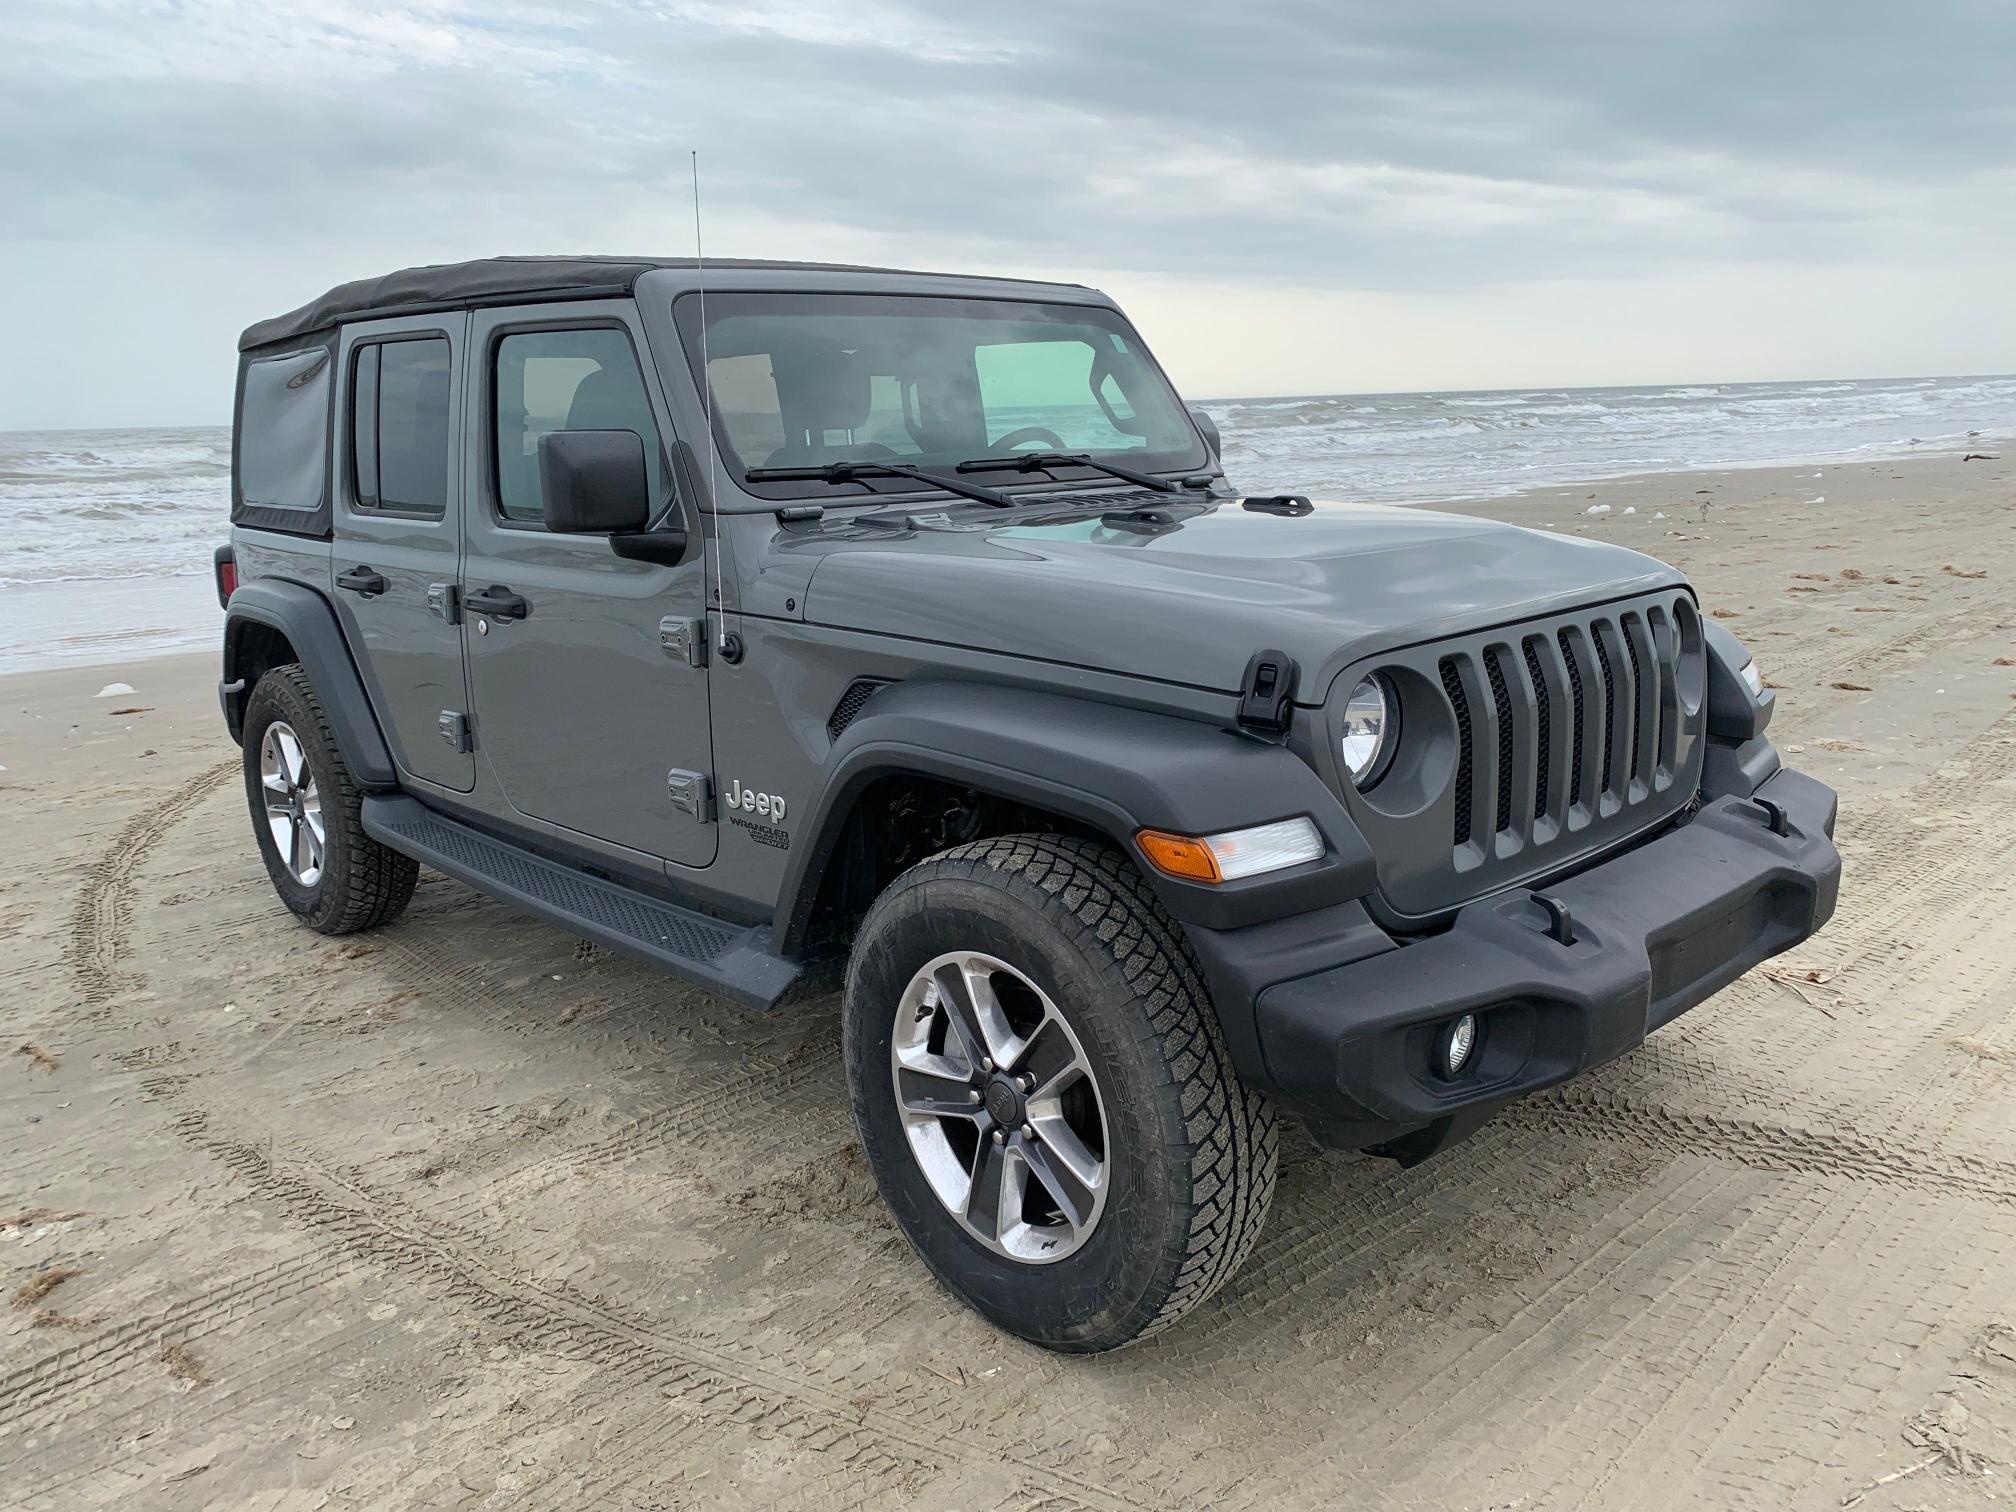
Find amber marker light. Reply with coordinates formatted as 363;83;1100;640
1137;830;1224;882
1137;818;1324;884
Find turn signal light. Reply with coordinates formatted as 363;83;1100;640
1138;818;1324;884
1137;830;1223;882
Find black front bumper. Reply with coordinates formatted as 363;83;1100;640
1254;766;1841;1155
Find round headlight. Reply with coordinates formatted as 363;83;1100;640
1339;675;1393;786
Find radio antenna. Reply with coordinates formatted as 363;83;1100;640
692;149;729;654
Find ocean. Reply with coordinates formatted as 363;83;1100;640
2;374;2011;673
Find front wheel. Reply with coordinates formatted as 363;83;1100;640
843;835;1277;1352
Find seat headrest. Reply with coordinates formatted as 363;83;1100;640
773;344;871;436
564;367;639;431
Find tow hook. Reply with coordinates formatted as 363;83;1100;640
1754;797;1791;837
1532;892;1576;946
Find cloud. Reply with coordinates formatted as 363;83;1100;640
1;0;2012;426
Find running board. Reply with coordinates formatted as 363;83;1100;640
361;794;803;1011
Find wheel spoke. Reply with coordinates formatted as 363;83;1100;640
290;815;313;878
1023;1121;1100;1229
964;1135;1014;1241
1014;1011;1085;1096
931;961;995;1071
277;727;308;787
266;809;294;857
896;1064;981;1121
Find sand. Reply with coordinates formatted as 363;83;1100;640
3;452;2014;1510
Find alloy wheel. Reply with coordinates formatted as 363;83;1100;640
259;720;325;887
890;951;1110;1263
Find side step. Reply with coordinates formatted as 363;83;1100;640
361;795;803;1011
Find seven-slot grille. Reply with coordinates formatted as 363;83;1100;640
1436;603;1690;858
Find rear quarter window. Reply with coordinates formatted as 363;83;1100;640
237;347;331;511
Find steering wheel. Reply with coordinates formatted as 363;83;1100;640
988;426;1067;454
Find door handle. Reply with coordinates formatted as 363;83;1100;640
336;565;387;596
464;585;529;621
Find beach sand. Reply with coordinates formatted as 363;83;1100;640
3;452;2014;1509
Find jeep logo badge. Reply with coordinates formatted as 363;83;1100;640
724;779;786;823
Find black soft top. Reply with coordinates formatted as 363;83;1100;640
238;255;1081;352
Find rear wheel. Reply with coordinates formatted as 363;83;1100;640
241;664;417;934
844;834;1276;1352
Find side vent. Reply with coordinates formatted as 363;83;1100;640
827;679;891;742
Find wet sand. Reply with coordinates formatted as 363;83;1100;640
4;451;2015;1510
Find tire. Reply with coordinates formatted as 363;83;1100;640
843;834;1277;1352
241;663;417;935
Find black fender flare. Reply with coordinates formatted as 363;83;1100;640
222;578;398;789
777;682;1380;1086
777;678;1376;936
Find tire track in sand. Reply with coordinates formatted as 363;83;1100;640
68;758;235;1008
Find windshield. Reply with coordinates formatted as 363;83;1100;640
672;293;1207;497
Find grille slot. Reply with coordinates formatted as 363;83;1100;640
1592;622;1619;797
1440;657;1474;848
1559;628;1587;808
1484;648;1516;835
1523;636;1552;821
1622;613;1646;786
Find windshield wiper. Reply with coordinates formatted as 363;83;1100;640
956;452;1182;494
745;460;1014;508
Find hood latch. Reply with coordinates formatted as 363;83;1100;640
1236;648;1299;736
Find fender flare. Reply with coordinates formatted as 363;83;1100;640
776;679;1377;947
222;578;398;789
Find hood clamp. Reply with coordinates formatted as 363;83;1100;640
1236;648;1299;738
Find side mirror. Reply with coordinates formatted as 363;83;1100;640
1188;405;1222;459
538;430;651;534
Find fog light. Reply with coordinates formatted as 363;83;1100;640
1437;1014;1478;1079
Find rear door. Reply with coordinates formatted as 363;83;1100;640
458;301;716;867
330;313;473;791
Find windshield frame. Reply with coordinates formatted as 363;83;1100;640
669;291;1211;504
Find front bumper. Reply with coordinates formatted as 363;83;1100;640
1254;766;1840;1155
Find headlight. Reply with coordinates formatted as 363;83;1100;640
1739;659;1764;699
1339;675;1394;786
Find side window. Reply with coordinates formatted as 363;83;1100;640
494;328;663;523
350;337;451;514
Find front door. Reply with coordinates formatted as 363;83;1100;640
458;302;716;868
330;313;474;791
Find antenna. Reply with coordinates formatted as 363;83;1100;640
692;150;730;655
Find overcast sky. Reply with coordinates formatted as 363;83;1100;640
4;0;2013;429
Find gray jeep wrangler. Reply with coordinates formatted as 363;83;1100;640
216;256;1840;1351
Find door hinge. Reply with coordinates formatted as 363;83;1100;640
427;582;462;624
666;769;715;822
438;710;473;753
1236;648;1298;735
659;616;707;667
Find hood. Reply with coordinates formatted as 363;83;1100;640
793;496;1688;701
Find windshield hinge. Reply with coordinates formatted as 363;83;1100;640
1236;648;1299;736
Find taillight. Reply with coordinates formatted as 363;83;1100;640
214;545;237;608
